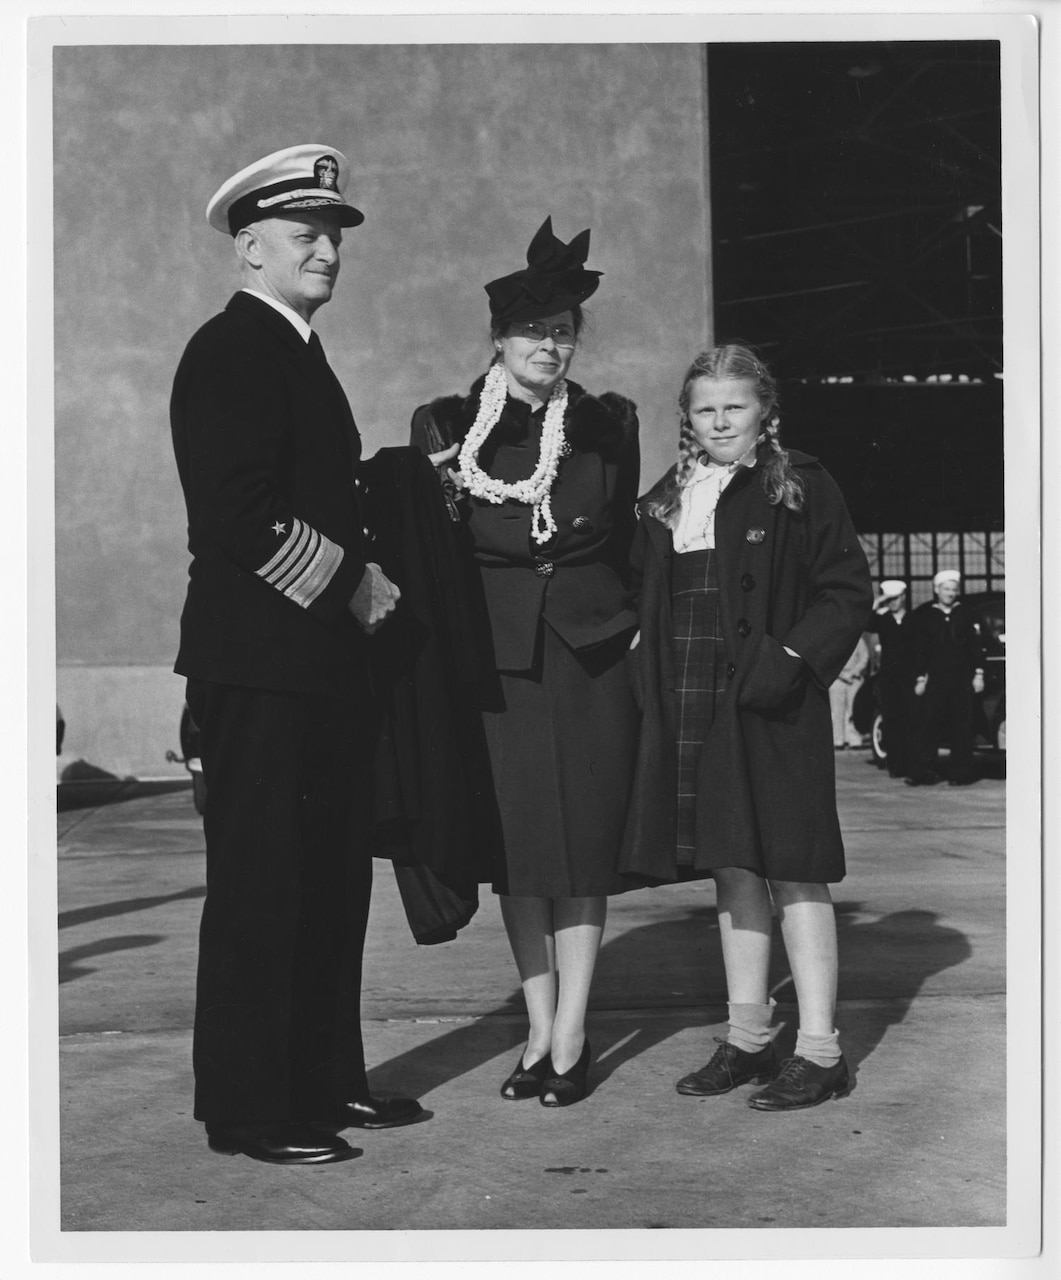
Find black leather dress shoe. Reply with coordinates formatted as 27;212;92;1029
676;1038;778;1096
330;1094;424;1130
206;1122;358;1165
746;1055;851;1111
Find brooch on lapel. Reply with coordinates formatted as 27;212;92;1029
746;527;766;544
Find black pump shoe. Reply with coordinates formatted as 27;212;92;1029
540;1040;591;1108
501;1051;552;1100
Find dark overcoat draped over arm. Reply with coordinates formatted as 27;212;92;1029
170;291;370;698
357;446;502;944
620;450;873;885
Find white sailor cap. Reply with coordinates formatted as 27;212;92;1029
877;579;907;599
206;144;364;236
933;568;961;587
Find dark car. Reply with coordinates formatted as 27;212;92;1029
863;591;1005;765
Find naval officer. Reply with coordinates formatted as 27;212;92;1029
171;144;422;1164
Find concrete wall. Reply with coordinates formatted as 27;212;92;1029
53;43;711;776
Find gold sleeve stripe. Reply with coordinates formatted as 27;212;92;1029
272;526;320;593
284;535;344;608
256;517;345;608
258;518;311;580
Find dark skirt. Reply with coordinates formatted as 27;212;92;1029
484;622;638;897
672;549;727;867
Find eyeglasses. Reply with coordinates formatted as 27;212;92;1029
507;321;577;347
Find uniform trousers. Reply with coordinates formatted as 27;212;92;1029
186;678;376;1126
829;677;864;747
908;672;975;782
876;668;911;776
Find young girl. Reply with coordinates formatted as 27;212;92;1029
621;345;872;1110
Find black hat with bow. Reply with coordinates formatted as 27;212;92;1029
484;217;602;325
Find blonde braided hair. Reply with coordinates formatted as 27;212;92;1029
647;344;804;527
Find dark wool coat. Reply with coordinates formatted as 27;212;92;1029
171;291;370;698
620;449;872;885
410;376;640;670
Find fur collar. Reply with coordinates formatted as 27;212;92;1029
426;374;634;459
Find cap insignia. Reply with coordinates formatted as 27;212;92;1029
314;155;339;190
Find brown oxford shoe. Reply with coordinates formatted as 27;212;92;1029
330;1094;425;1130
206;1122;359;1165
746;1055;851;1111
676;1038;778;1096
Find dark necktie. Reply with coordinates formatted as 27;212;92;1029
308;330;329;366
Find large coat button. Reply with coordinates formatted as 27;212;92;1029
571;516;592;532
746;527;766;544
726;662;736;679
740;573;756;591
736;618;751;638
534;561;555;578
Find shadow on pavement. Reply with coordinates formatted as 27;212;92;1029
58;763;191;812
59;886;207;933
60;934;166;984
368;900;972;1098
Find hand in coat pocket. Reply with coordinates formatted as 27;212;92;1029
737;633;806;714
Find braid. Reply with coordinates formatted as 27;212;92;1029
646;419;702;526
759;415;805;511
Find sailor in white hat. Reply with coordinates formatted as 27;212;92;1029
905;567;985;786
866;579;911;775
874;578;907;608
170;145;419;1165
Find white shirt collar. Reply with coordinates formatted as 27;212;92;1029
242;288;313;343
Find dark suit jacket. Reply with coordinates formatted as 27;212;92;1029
410;376;640;671
171;291;370;698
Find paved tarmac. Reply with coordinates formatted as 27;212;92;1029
54;749;1011;1246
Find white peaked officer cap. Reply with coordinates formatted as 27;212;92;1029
933;569;961;586
878;579;907;598
206;144;364;236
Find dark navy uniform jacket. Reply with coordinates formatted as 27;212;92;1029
907;600;984;682
171;290;370;698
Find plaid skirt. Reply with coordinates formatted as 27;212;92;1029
673;549;727;862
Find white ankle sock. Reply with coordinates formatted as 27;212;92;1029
726;1000;775;1054
795;1028;841;1067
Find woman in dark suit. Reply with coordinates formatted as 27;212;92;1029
410;218;640;1106
621;344;872;1111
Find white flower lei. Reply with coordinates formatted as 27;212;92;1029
457;361;570;545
